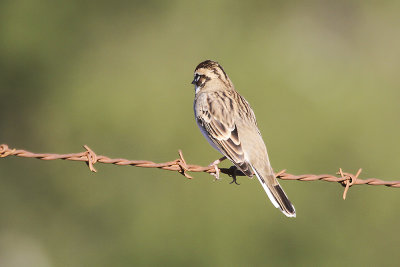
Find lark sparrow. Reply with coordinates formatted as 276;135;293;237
192;60;296;217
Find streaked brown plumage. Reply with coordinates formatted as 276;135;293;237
192;60;296;217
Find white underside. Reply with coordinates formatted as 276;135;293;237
197;120;221;152
195;85;201;94
195;101;222;153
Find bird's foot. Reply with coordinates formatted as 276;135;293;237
208;156;226;181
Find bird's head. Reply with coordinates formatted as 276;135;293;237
192;60;232;94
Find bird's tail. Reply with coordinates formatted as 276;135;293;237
251;166;296;217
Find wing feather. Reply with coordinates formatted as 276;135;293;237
196;93;253;176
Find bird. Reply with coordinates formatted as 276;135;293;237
192;60;296;217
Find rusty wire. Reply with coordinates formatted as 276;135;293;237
1;144;399;199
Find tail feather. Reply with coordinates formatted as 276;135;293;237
251;166;296;218
272;184;296;217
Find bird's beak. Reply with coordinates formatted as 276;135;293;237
191;79;196;85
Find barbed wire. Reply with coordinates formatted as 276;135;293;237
1;144;399;199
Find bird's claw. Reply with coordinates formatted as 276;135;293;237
208;156;226;181
210;164;221;181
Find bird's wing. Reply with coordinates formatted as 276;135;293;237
196;92;253;176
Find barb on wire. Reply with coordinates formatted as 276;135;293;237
1;144;399;199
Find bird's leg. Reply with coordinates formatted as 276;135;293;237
209;156;227;180
210;156;227;166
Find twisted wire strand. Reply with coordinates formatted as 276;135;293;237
1;144;399;199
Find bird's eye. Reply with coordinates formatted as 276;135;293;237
191;74;201;85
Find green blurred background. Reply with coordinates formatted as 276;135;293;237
1;1;399;266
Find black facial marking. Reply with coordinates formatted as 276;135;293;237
194;60;231;88
191;74;200;85
192;74;210;88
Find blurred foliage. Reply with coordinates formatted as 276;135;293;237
1;0;400;266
